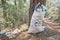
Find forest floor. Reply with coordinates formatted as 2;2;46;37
0;18;60;40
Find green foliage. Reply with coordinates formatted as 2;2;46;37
0;0;29;28
46;0;60;21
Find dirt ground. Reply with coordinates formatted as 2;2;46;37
0;19;60;40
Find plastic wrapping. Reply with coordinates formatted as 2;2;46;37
28;3;47;33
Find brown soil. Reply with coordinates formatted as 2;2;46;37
0;19;60;40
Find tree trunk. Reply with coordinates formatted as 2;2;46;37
29;0;46;26
14;0;17;5
1;0;7;20
1;0;8;27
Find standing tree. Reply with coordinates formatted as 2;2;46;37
1;0;8;27
29;0;46;26
1;0;7;20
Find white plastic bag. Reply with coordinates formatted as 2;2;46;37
28;3;47;33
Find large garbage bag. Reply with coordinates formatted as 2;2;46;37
28;3;48;33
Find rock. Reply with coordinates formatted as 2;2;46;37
0;30;6;34
20;24;28;31
4;32;11;37
48;37;55;40
12;28;21;35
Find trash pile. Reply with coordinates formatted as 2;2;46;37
0;28;21;38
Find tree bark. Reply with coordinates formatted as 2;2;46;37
1;0;8;27
29;0;46;26
14;0;17;5
1;0;7;20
